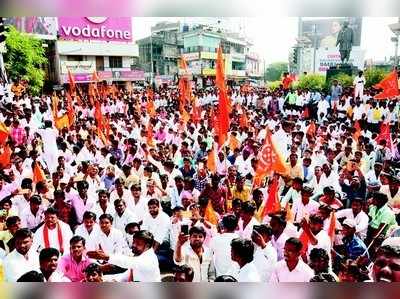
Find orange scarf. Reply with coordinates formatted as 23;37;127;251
43;222;64;254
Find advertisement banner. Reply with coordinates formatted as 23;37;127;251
4;17;57;40
113;70;145;81
182;53;200;61
61;61;95;74
58;17;132;42
61;71;113;83
300;17;362;49
315;48;365;74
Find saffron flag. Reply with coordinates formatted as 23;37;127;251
353;120;361;141
67;69;76;95
257;178;281;221
191;101;201;125
181;108;190;124
96;127;108;146
92;71;100;82
146;122;155;147
0;145;12;168
66;92;75;127
0;122;9;145
216;46;230;148
33;161;46;183
253;130;288;188
374;70;400;100
239;109;249;128
306;121;316;137
299;230;310;256
228;134;240;152
285;202;295;224
204;200;219;225
327;211;336;244
54;114;70;130
206;146;217;174
375;122;393;153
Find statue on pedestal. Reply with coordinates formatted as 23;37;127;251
336;21;354;64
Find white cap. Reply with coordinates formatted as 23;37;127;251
343;218;356;228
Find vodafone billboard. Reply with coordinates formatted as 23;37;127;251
58;17;132;42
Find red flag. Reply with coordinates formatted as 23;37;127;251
253;130;288;187
375;121;393;151
0;122;9;145
216;46;230;147
94;101;103;129
374;70;400;100
239;108;249;129
0;145;12;168
66;92;75;127
33;161;46;183
258;178;281;220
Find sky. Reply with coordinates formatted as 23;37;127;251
132;17;399;65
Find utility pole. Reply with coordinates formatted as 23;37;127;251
312;23;317;73
0;17;8;83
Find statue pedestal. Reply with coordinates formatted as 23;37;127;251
326;64;358;83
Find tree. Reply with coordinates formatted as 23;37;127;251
264;62;288;82
266;80;282;91
327;73;354;89
364;67;389;88
4;26;48;95
297;74;326;91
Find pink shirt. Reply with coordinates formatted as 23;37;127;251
58;253;92;282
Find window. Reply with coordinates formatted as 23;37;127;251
67;55;83;61
109;56;123;68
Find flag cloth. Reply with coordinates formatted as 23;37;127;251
239;109;249;128
94;101;104;129
92;71;100;82
146;89;156;117
375;122;393;153
54;114;70;130
374;70;400;100
206;147;217;174
204;200;219;225
146;122;155;147
253;130;288;188
68;69;76;95
353;120;361;141
181;108;190;124
306;121;316;137
299;230;310;256
33;161;46;183
285;202;294;224
96;127;108;146
228;135;240;152
328;211;336;244
191;101;201;124
216;46;230;148
0;145;12;168
66;92;75;127
0;122;9;145
257;178;281;221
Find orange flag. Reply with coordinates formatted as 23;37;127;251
54;114;70;130
94;101;103;129
328;211;336;244
258;178;281;221
216;46;230;148
92;71;100;82
353;120;361;141
204;200;219;225
96;127;108;146
66;92;75;127
33;161;46;183
146;122;155;147
239;109;249;129
0;145;12;168
374;70;400;100
285;202;295;224
181;108;190;124
306;121;316;137
0;122;9;145
206;147;217;174
228;134;240;152
375;122;393;151
299;230;310;256
191;102;201;125
253;130;288;188
68;69;76;95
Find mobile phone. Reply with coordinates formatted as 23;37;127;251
181;224;189;235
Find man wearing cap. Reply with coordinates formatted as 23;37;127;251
341;218;368;261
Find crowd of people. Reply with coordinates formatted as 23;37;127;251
0;72;399;282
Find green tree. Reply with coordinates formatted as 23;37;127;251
297;74;326;91
266;80;282;91
364;67;388;88
4;26;48;95
327;73;354;89
264;62;288;81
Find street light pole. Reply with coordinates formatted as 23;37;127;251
312;24;317;73
150;33;154;87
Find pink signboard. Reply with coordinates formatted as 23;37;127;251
62;71;113;83
58;17;132;42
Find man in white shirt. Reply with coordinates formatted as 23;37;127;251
209;214;239;276
353;71;366;99
174;226;216;282
230;237;261;282
95;214;129;255
251;224;278;282
141;198;170;251
87;230;161;282
292;186;320;224
336;197;369;241
74;211;101;251
20;195;44;231
237;201;259;240
113;199;138;232
3;228;40;282
270;237;314;282
270;214;290;261
38;247;71;282
32;207;73;255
